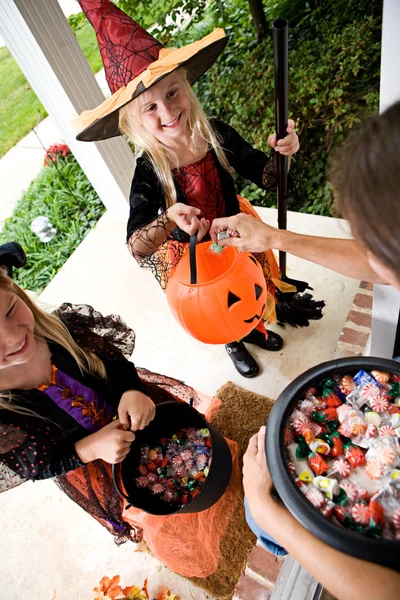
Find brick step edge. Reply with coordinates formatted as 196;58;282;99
333;281;373;359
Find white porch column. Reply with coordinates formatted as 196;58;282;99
0;0;135;221
368;0;400;357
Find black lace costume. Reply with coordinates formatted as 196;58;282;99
0;304;203;545
127;118;278;290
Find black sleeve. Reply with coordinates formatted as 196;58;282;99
126;157;165;242
211;118;278;190
0;415;84;481
102;355;148;400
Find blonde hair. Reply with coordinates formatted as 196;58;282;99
0;267;106;417
119;69;235;208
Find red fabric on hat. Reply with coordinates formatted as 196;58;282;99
78;0;163;93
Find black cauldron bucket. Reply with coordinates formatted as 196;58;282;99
266;356;400;572
113;401;232;516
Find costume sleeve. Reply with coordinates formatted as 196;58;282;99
126;157;165;239
0;414;84;481
102;356;148;400
212;118;278;190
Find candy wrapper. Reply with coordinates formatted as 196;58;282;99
135;428;212;508
371;480;400;539
284;367;400;541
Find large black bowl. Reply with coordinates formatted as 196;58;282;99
266;356;400;572
113;401;232;515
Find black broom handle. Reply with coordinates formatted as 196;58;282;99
272;18;289;279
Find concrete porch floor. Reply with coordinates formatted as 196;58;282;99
0;207;360;600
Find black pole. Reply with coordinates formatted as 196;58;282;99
272;18;288;279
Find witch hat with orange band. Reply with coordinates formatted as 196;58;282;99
75;0;227;142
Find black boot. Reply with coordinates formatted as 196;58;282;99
225;341;260;378
242;328;283;351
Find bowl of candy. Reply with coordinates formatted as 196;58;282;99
266;357;400;571
113;401;232;515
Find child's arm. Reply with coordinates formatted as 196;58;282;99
127;203;203;261
127;158;207;260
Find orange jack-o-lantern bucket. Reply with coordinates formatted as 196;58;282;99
166;235;267;344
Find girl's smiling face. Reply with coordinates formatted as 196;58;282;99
140;72;191;144
0;289;36;369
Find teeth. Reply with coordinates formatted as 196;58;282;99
163;115;180;127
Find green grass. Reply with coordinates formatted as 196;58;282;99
0;22;102;159
0;154;105;292
0;46;47;158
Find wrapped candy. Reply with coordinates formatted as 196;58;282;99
308;452;329;475
371;370;391;385
352;502;370;526
344;443;366;468
340;375;356;394
306;488;326;508
285;367;400;541
312;407;338;423
354;370;380;389
364;410;382;427
135;428;212;507
330;458;351;478
365;461;384;480
371;480;400;537
313;476;340;500
303;429;330;455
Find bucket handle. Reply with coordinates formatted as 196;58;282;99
189;232;198;285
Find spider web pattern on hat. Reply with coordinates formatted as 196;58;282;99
78;0;163;93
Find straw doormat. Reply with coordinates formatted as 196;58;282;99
189;382;275;600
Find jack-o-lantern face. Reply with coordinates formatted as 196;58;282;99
166;244;267;344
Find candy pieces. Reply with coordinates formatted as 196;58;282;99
371;370;391;385
352;502;370;526
313;476;339;500
331;458;351;478
135;428;212;507
365;461;384;480
329;431;344;458
308;452;329;475
312;407;338;423
344;443;366;468
354;370;380;389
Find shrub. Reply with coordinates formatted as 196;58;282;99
191;0;382;214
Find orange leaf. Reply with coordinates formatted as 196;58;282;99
121;585;142;599
156;587;177;600
121;578;149;599
94;575;122;600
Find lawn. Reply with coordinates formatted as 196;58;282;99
0;22;102;159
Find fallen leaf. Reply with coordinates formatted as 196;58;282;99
94;575;122;600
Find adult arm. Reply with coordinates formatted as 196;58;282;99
243;428;400;600
210;213;386;283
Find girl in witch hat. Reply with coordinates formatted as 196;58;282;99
75;0;319;378
0;241;239;578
